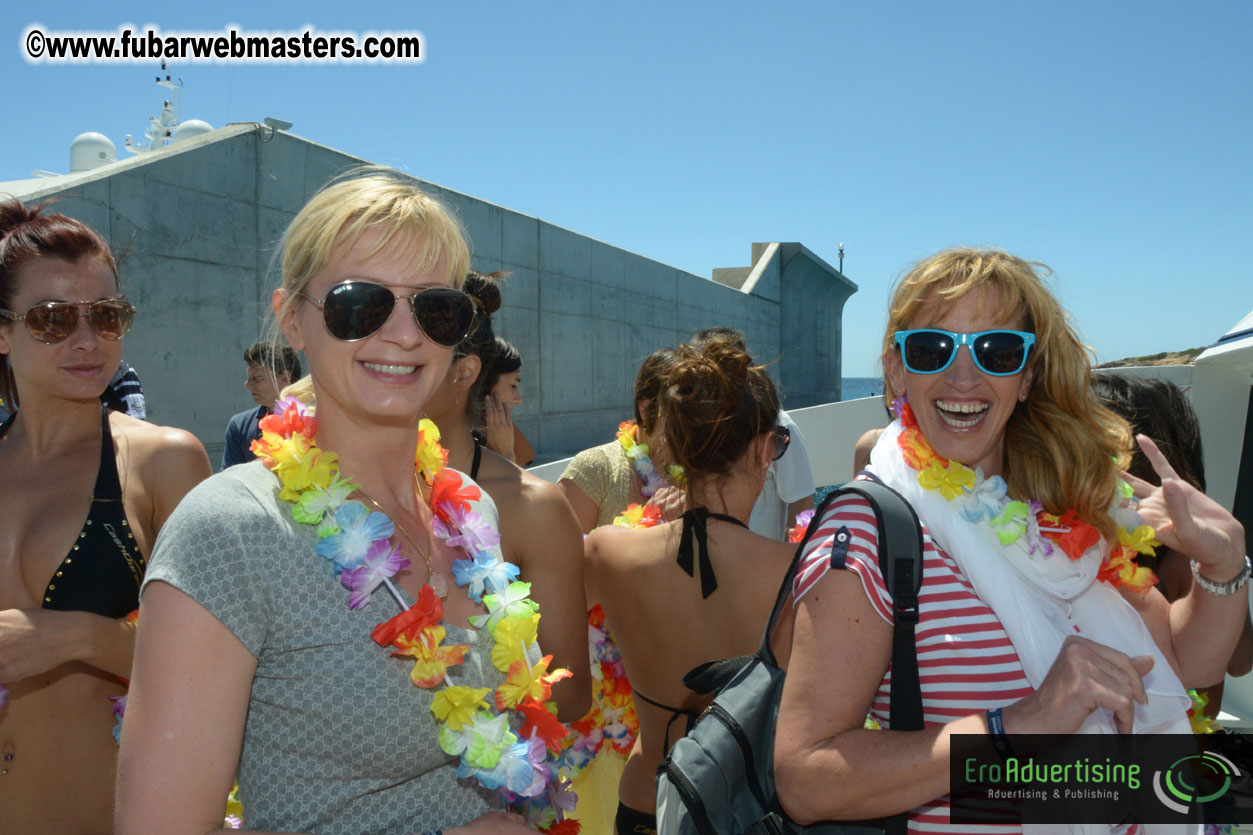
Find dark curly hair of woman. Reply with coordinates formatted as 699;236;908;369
658;341;779;481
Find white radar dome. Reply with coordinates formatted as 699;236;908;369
70;132;118;172
171;119;215;144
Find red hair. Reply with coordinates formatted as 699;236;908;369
0;198;118;409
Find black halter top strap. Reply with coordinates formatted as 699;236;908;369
470;429;486;481
676;507;747;600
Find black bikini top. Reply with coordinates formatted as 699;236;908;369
676;507;747;600
0;408;146;618
633;508;748;752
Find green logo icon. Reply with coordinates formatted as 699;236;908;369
1152;752;1240;814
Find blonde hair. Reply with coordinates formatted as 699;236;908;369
280;374;316;407
883;247;1132;541
272;166;470;328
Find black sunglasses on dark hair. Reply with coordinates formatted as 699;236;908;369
772;424;791;461
298;281;476;346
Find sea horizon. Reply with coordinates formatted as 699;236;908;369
841;376;884;402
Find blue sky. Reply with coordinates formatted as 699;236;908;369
5;1;1249;377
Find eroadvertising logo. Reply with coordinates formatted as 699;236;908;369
1153;751;1241;814
950;733;1253;827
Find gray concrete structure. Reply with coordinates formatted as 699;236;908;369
1;125;856;461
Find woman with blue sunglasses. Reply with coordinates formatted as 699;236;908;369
774;248;1247;831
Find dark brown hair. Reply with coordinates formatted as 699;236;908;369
659;342;779;480
633;347;682;433
0;198;119;410
244;341;303;380
480;335;522;401
1091;373;1204;492
457;269;509;425
690;326;747;352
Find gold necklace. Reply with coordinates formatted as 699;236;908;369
353;479;449;599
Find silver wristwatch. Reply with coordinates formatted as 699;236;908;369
1191;555;1252;597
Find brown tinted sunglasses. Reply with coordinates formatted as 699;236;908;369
0;298;135;344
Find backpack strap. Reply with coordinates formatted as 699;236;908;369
757;486;847;664
841;479;925;731
840;478;924;835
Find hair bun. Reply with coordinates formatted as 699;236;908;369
658;343;778;479
463;270;508;315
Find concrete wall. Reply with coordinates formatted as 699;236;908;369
4;126;855;460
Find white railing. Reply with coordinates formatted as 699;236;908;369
531;352;1253;727
527;395;891;490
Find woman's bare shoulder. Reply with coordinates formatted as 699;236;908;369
480;453;580;518
587;519;673;568
109;412;211;476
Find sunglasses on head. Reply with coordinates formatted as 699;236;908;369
0;298;135;344
772;424;790;461
894;328;1036;376
298;280;476;346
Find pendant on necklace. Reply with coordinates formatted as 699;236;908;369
430;572;449;599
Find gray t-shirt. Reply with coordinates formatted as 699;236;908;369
143;460;502;835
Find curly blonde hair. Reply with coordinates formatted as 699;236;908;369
882;248;1132;541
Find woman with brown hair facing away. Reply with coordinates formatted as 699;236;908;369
585;341;797;835
0;198;211;833
422;269;590;722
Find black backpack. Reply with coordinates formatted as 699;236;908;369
654;481;925;835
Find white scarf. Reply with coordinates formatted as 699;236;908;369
867;421;1193;834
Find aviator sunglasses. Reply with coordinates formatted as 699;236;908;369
298;280;476;346
894;328;1036;376
0;298;135;344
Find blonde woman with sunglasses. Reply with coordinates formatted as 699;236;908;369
117;171;555;835
773;248;1247;832
0;198;211;833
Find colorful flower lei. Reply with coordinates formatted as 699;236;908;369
616;420;684;498
1187;689;1223;735
251;398;577;832
786;509;816;544
890;396;1158;593
554;502;666;774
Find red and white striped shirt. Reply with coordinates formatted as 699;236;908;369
793;492;1035;833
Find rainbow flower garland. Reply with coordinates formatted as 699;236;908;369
617;421;684;498
251;398;578;833
787;509;816;544
555;502;662;773
891;396;1158;593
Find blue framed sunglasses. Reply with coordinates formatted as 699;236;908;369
894;329;1036;376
